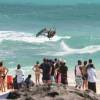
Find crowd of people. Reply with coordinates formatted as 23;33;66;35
33;58;68;85
0;58;96;93
75;59;96;92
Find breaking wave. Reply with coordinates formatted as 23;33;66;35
0;31;71;43
61;41;100;54
39;41;100;56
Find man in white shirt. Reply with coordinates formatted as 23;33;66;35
15;64;24;89
87;59;96;93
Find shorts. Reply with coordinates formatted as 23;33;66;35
51;76;55;82
82;74;88;80
75;76;83;87
42;74;50;81
88;82;96;93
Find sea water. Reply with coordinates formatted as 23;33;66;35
0;4;100;76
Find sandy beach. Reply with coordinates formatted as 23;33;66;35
0;69;100;98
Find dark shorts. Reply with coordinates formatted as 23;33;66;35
82;74;88;80
88;82;96;93
42;74;50;81
61;74;68;84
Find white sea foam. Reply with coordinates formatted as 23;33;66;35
39;41;100;56
61;41;100;54
0;31;71;43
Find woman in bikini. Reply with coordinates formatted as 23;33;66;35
0;61;8;92
33;61;41;85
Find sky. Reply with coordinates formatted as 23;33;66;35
0;0;100;5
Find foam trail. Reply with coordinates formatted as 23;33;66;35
61;41;100;54
39;41;100;56
0;31;71;43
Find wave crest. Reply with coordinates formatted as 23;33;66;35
60;41;100;54
39;41;100;56
0;31;71;43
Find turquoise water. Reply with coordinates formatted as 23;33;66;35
0;0;100;5
0;4;100;73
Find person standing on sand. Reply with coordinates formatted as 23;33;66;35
33;61;41;85
54;59;61;84
0;61;8;92
15;64;24;89
87;59;96;93
49;60;55;85
40;58;52;85
82;61;88;90
75;60;83;89
60;61;68;85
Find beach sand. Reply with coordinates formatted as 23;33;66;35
96;85;100;94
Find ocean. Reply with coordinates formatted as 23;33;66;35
0;4;100;75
